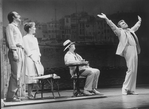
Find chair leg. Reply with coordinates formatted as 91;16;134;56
34;81;41;98
73;79;76;91
72;78;86;97
33;84;36;98
47;79;55;98
73;79;78;97
55;80;61;97
41;80;44;99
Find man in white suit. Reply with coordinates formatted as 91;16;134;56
97;13;141;95
63;39;101;96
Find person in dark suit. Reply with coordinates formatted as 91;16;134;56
97;13;141;95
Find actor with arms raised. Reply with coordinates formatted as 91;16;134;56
97;13;141;95
63;39;101;96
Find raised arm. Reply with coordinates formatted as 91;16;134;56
131;16;142;32
97;13;121;36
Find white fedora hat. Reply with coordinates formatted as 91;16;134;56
63;39;75;51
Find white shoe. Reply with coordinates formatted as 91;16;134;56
83;90;93;96
92;89;102;95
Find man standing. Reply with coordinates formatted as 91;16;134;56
5;11;24;102
97;13;141;95
63;39;101;96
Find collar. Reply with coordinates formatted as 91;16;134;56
11;22;19;27
124;28;131;32
67;51;77;56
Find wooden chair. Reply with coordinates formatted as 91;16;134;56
66;63;87;97
71;75;86;97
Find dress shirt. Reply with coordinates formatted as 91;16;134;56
6;22;23;50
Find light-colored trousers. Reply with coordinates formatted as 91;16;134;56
6;48;24;99
80;67;100;91
122;45;138;93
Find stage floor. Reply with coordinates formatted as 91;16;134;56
3;84;149;109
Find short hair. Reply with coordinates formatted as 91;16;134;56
117;20;124;27
24;22;35;33
7;11;15;23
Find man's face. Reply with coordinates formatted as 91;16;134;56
119;20;128;29
13;11;21;22
70;44;75;51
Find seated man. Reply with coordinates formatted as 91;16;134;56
63;39;101;96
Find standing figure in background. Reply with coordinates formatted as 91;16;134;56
97;13;141;95
63;39;101;96
5;11;24;102
23;22;44;99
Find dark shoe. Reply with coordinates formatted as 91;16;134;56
83;90;93;96
6;97;21;102
127;91;138;95
122;89;138;95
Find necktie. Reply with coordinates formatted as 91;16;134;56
74;53;81;61
74;55;77;60
130;32;141;54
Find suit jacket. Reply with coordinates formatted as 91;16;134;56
106;19;141;56
64;51;88;76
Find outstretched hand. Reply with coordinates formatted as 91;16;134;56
138;16;141;21
97;13;107;19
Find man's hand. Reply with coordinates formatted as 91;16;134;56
71;73;77;78
138;16;141;21
13;51;19;61
81;59;89;66
85;61;89;64
17;78;20;87
81;59;86;62
97;13;107;19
